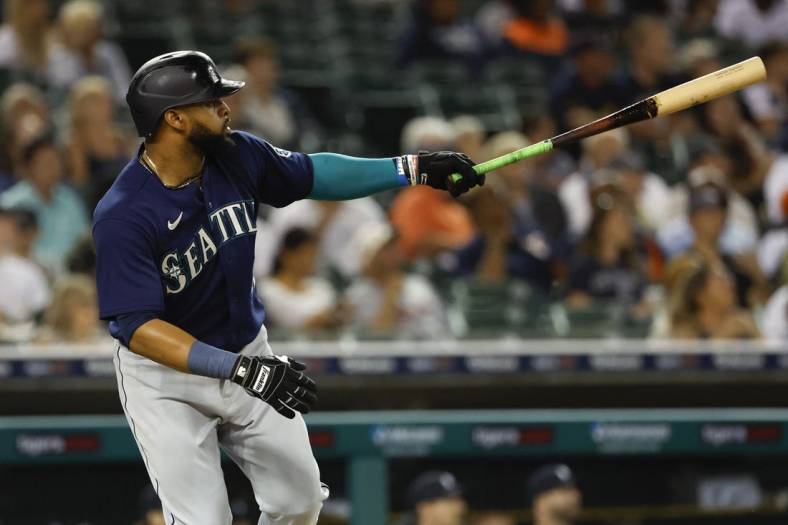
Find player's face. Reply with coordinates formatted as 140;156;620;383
536;487;582;524
418;497;467;525
181;99;233;153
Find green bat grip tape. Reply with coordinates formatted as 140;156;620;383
449;139;554;185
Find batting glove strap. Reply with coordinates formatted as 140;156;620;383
395;154;421;186
231;355;317;419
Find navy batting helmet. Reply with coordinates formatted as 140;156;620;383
126;50;245;137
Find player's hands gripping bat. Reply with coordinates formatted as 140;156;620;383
231;354;317;419
400;151;485;197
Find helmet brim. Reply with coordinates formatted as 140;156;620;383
215;78;245;97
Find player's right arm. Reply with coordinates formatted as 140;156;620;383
127;318;194;373
93;217;315;418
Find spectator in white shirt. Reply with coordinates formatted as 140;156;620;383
345;224;449;339
0;0;56;83
714;0;788;50
257;228;344;335
254;198;386;282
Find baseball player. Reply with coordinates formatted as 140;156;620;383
92;50;482;525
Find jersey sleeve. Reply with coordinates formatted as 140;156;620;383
233;131;314;208
93;218;165;319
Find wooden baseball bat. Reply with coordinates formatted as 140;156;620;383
451;56;767;184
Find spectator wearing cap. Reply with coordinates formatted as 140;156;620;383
527;464;582;525
406;470;467;525
49;0;132;102
0;132;89;273
257;227;346;336
667;182;770;308
657;162;760;260
0;208;49;342
345;224;449;339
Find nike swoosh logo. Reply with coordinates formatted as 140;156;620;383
167;212;184;231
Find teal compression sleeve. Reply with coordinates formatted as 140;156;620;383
307;153;409;200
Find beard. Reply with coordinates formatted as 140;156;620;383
187;121;235;155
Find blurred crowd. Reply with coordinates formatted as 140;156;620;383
0;0;786;344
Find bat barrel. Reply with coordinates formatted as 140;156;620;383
653;56;766;116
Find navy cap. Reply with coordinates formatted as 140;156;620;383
609;151;645;172
408;471;463;507
689;183;728;214
527;464;576;501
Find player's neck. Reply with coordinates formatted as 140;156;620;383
143;140;205;188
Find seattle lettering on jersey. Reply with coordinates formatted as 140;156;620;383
160;200;257;294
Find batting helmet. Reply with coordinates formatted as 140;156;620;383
126;50;245;137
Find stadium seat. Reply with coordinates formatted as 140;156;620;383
448;279;556;339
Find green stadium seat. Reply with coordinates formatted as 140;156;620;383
448;279;556;339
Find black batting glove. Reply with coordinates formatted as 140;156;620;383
231;354;317;419
397;151;484;197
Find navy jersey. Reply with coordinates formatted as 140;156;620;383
93;131;313;351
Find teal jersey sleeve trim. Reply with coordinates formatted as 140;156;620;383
307;153;409;200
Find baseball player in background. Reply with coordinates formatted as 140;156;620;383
92;51;483;525
527;464;582;525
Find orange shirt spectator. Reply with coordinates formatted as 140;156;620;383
390;186;474;260
504;0;568;56
504;17;568;56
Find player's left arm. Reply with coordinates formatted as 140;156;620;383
236;131;483;206
306;151;484;200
